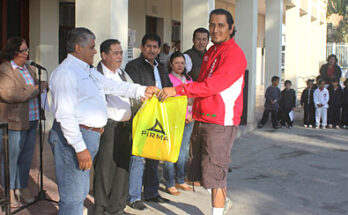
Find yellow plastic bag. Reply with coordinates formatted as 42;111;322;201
132;96;187;163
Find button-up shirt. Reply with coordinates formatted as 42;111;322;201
11;61;39;121
145;59;162;89
102;63;132;122
49;54;146;152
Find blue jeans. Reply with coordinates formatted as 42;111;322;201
49;121;100;215
0;121;38;189
128;156;159;203
163;122;194;188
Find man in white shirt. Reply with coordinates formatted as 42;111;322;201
93;39;134;215
314;80;330;129
48;28;158;215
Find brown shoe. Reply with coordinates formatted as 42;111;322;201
185;179;201;187
175;183;193;191
166;187;181;196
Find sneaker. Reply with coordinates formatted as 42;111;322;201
128;200;147;211
223;197;233;214
309;125;313;128
304;125;308;128
316;126;320;129
288;126;293;129
335;125;340;129
322;126;326;129
343;125;347;129
281;125;286;129
328;124;333;128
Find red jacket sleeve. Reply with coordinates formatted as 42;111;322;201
176;50;247;98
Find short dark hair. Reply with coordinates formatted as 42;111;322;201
209;9;236;37
306;79;314;84
284;80;292;86
193;28;210;39
67;27;95;53
318;79;325;85
100;39;121;56
271;76;280;82
141;33;161;47
327;54;337;64
344;79;348;87
0;36;26;62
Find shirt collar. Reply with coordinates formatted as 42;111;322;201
68;54;91;70
101;62;121;76
144;58;158;67
10;60;25;70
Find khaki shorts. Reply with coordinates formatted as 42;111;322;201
187;121;237;189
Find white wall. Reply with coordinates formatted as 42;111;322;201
29;0;59;76
128;0;182;50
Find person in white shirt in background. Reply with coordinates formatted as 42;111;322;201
93;39;135;215
48;28;158;215
314;80;330;129
158;43;171;66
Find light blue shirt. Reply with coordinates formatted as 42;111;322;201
146;59;162;89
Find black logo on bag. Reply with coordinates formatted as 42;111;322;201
142;119;168;141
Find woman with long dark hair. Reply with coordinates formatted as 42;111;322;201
0;36;47;207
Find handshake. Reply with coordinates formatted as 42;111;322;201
144;86;177;101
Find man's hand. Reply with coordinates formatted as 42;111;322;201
144;86;159;99
76;149;92;171
186;114;194;124
158;87;177;101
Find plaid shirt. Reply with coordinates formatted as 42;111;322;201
11;61;39;121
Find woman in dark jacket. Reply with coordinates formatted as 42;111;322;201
319;54;342;85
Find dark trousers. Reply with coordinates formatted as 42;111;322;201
342;107;348;126
303;104;315;126
328;106;341;126
260;109;278;127
94;119;132;215
280;107;293;126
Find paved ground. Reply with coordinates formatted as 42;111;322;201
1;89;348;215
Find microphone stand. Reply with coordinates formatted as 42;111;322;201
13;66;58;214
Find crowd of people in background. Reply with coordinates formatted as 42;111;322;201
258;54;348;130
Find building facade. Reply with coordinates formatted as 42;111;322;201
0;0;327;125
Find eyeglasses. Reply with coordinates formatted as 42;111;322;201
18;48;29;53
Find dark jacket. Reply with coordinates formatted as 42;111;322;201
280;88;296;109
301;87;315;107
264;85;281;110
319;64;342;84
184;46;206;81
328;85;343;107
0;61;39;130
343;88;348;107
125;55;172;88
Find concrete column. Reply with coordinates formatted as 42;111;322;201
310;19;320;77
284;5;300;91
76;0;129;67
265;0;283;87
318;22;327;72
235;0;258;124
181;0;215;51
298;13;311;87
29;0;59;75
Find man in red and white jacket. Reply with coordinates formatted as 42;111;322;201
159;9;247;215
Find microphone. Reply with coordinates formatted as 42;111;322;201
26;60;47;71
